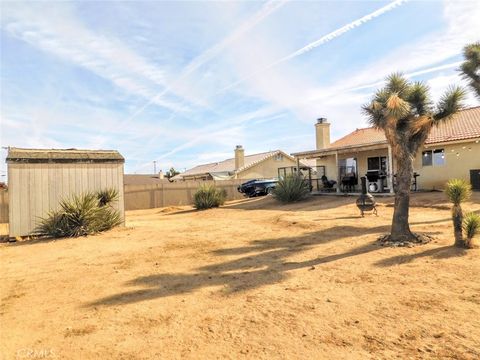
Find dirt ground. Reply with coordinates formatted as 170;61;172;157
1;192;479;359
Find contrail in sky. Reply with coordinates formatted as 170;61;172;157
220;0;409;92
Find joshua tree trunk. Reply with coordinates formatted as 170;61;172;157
390;151;414;242
452;205;464;247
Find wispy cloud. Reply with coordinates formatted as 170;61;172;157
119;0;288;127
1;2;188;112
220;0;408;92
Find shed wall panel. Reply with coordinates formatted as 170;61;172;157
8;163;125;237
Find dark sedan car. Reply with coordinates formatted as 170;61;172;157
237;179;278;197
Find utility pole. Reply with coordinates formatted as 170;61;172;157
153;160;157;174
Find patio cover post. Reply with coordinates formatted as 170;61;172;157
387;145;394;194
296;157;300;173
335;151;341;193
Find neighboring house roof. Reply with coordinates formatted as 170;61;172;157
6;147;124;163
175;150;299;179
295;107;480;156
124;174;169;185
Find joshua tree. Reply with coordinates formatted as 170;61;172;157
445;179;472;247
463;212;480;248
460;42;480;99
363;73;465;242
165;167;180;179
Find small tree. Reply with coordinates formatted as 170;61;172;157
445;179;472;247
460;42;480;99
166;167;180;179
363;73;465;242
463;212;480;248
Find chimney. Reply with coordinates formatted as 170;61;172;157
315;117;330;150
158;170;164;179
234;145;245;170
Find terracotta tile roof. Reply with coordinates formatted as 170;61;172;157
330;106;480;148
425;106;480;144
330;128;386;148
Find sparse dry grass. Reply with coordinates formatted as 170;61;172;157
1;192;479;359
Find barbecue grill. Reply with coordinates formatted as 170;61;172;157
366;170;386;193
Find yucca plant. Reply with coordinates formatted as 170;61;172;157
273;174;310;203
193;184;227;210
36;189;122;238
363;73;465;242
96;188;119;207
445;179;472;247
463;212;480;248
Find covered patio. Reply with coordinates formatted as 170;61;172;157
293;141;396;195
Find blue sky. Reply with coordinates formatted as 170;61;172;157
1;0;479;177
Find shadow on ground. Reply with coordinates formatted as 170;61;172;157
87;223;442;308
374;245;467;267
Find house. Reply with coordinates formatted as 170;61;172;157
174;146;307;181
292;106;480;193
124;172;170;185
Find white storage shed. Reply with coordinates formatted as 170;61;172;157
6;148;125;237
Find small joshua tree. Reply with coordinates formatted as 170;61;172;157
445;179;472;247
463;212;480;248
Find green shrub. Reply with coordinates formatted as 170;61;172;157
463;212;480;248
36;189;122;238
193;184;227;210
273;174;310;203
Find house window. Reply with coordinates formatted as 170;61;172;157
422;149;445;167
338;158;358;180
367;156;387;171
275;154;284;161
433;149;445;166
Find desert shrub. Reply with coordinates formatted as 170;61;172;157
273;174;310;203
36;189;122;238
96;188;119;207
193;184;227;210
445;179;472;247
463;212;480;248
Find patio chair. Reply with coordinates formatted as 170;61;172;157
321;175;336;189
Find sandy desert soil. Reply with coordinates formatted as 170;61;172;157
1;192;479;359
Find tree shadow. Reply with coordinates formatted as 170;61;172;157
86;224;440;308
374;245;467;267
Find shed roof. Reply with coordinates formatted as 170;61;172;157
6;148;125;163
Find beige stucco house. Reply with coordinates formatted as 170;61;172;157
292;106;480;193
174;146;305;181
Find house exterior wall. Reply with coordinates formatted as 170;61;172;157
316;149;389;191
312;139;480;191
239;155;299;179
316;156;337;182
7;162;125;237
414;140;480;190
